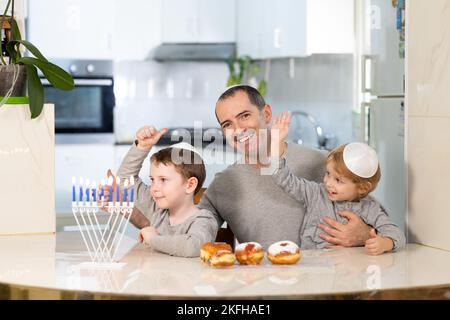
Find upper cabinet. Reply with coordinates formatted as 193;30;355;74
27;0;115;60
161;0;236;43
27;0;161;61
237;0;354;59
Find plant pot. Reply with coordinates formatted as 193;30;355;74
0;64;27;96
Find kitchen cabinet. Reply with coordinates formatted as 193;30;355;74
27;0;160;61
161;0;236;43
55;144;114;214
237;0;354;59
27;0;115;60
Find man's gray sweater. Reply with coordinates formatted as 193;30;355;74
198;143;327;249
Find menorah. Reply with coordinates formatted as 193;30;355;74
71;201;134;269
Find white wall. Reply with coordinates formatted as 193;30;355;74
406;0;450;251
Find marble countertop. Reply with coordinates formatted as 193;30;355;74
1;231;450;299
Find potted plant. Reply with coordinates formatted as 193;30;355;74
0;0;74;118
226;55;267;96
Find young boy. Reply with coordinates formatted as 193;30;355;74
116;125;218;258
270;112;406;255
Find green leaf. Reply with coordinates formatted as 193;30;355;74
10;19;22;41
19;57;74;90
25;64;44;119
11;40;48;62
6;42;20;64
258;80;267;97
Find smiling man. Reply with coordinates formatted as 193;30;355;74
198;85;373;249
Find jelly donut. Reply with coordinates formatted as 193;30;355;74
200;242;236;267
267;240;301;265
235;242;265;265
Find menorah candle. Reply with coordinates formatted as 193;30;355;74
100;179;106;199
116;176;121;203
79;177;84;202
130;176;135;202
123;179;129;203
91;181;97;202
72;176;76;202
85;178;91;202
107;176;113;202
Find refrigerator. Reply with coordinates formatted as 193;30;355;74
358;0;406;233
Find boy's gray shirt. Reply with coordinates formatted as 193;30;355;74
272;157;406;251
197;143;327;249
116;145;218;258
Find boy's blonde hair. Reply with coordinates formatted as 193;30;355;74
327;144;381;199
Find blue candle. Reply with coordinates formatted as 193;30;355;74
72;177;76;202
100;179;105;199
79;177;84;202
130;176;135;202
85;179;90;202
91;181;96;202
108;176;113;202
123;179;128;202
116;177;121;202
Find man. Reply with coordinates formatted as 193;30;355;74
128;85;373;249
196;85;373;248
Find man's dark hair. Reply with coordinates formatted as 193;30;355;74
217;85;266;111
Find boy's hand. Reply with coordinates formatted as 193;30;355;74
138;226;159;246
365;228;394;255
136;126;168;151
270;112;291;158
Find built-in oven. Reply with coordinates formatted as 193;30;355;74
40;60;115;134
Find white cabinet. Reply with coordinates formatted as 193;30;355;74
27;0;161;61
27;0;115;60
161;0;236;43
111;0;162;61
237;0;354;59
55;144;114;214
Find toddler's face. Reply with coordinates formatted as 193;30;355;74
323;162;361;202
149;162;187;209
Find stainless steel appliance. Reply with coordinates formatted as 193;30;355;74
40;60;115;134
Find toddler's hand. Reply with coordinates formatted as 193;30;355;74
365;228;394;255
136;126;168;150
270;112;291;158
138;226;159;246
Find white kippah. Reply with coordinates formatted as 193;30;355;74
343;142;379;178
170;142;202;158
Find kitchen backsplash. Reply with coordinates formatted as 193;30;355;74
113;54;354;145
265;54;354;146
113;60;229;143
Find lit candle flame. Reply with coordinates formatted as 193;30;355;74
124;179;129;187
130;176;135;185
107;176;113;186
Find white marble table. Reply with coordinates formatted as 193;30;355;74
1;231;450;299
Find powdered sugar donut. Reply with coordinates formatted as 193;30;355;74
267;240;301;265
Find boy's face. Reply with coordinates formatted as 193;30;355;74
216;90;272;156
150;162;188;209
323;161;361;202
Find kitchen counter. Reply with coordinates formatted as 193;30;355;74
1;231;450;299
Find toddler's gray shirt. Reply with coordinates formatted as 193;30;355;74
273;157;406;250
